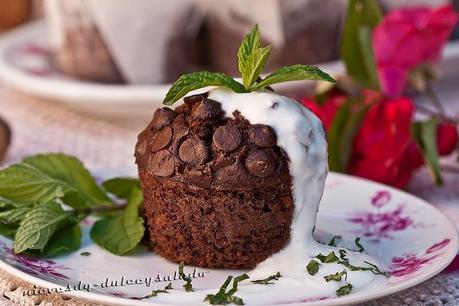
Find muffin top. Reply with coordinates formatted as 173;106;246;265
135;93;291;192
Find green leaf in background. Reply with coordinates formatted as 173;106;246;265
341;0;382;90
328;102;351;172
238;24;261;79
327;98;374;172
412;119;444;185
102;177;141;199
0;207;32;225
163;72;246;105
13;202;76;254
0;154;110;208
42;224;81;258
90;188;144;255
252;65;336;90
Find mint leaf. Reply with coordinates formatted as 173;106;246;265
317;251;339;263
354;237;364;252
307;259;319;275
163;72;246;105
13;202;76;254
179;261;193;292
23;154;111;207
341;0;381;89
242;46;272;89
0;207;32;224
102;177;141;199
205;273;249;305
42;224;81;257
252;65;335;90
237;24;272;89
238;24;261;80
0;154;110;208
90;188;144;255
412;119;443;185
336;284;353;296
324;270;347;282
251;272;281;285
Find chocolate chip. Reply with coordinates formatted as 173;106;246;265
135;135;148;157
184;93;209;106
179;138;208;165
248;124;277;148
213;125;241;151
213;163;253;190
245;150;275;178
191;99;222;120
186;170;212;188
150;126;172;152
152;107;176;130
150;150;175;177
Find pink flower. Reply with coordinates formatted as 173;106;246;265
373;5;458;97
371;190;391;208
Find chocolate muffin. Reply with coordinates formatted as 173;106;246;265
135;93;294;269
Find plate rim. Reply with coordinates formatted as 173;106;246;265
0;171;457;306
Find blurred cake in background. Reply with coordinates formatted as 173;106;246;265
44;0;204;84
0;0;31;31
42;0;453;85
204;0;346;76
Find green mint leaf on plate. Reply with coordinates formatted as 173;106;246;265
205;273;249;305
307;259;320;275
179;261;193;292
13;201;76;254
163;72;246;105
0;153;110;208
328;235;341;247
90;187;144;255
336;283;353;297
102;177;141;199
324;270;348;282
252;65;336;91
42;224;81;258
0;207;32;224
354;237;364;252
317;251;339;263
142;283;172;299
251;272;281;285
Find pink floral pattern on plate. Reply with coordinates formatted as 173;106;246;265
0;241;71;281
347;190;424;242
390;238;450;279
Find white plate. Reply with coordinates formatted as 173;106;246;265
0;172;456;306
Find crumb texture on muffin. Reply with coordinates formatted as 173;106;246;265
136;93;293;269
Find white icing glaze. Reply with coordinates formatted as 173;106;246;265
153;88;385;304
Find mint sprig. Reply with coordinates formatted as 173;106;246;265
163;72;246;105
163;25;335;105
0;153;145;257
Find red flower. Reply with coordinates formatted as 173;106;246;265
349;97;424;188
373;5;458;97
302;92;424;188
437;122;458;156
